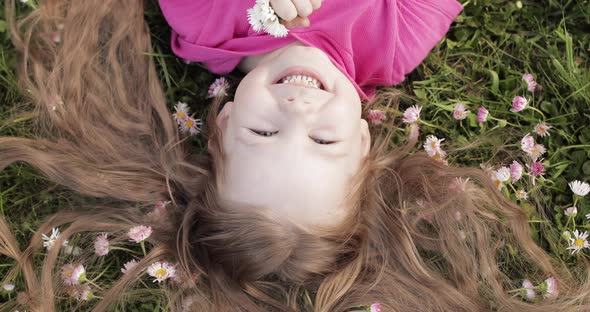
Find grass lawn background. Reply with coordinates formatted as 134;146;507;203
0;0;589;310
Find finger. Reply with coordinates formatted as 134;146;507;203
270;0;298;21
309;0;322;10
283;16;310;29
290;0;313;17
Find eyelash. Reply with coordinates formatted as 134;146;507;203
249;130;335;145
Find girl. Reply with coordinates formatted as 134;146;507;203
157;0;464;229
0;0;589;311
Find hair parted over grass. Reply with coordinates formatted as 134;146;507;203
1;0;590;311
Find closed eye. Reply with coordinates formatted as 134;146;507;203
249;129;278;137
249;129;337;145
311;138;336;145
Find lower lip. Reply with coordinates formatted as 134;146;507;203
273;66;328;91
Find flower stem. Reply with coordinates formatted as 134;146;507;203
110;246;140;254
140;241;147;256
418;120;450;133
528;106;546;119
86;279;103;291
488;116;519;127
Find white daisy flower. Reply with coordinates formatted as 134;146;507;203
564;206;577;217
423;135;447;164
172;102;190;124
430;149;447;163
247;0;289;38
569;180;590;197
121;259;140;275
147;261;176;283
128;225;153;243
64;245;82;256
494;166;511;182
566;230;590;255
61;264;86;286
247;5;265;32
453;103;469;120
2;283;15;292
94;233;110;256
527;143;546;162
533;121;552;137
179;117;203;136
491;175;503;191
42;227;68;251
423;135;445;155
515;189;528;200
71;285;93;301
263;17;289;38
522;279;536;301
402;105;422;124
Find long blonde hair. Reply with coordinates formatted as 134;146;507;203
1;0;590;311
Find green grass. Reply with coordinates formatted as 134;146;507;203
1;0;590;309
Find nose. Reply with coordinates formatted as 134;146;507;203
279;92;318;115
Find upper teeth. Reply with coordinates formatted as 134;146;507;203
280;75;322;89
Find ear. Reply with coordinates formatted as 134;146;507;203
359;118;371;158
216;101;233;130
208;101;233;152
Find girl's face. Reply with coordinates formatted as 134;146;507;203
214;43;370;228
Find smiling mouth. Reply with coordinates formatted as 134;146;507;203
278;75;324;90
273;67;328;91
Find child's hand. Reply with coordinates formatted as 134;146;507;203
270;0;322;29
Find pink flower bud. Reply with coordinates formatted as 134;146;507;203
510;160;523;183
511;96;528;113
453;103;469;120
522;73;535;83
367;109;387;125
477;106;489;123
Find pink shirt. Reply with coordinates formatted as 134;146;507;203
159;0;463;101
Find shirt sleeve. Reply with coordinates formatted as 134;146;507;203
390;0;463;84
158;0;255;73
158;0;214;44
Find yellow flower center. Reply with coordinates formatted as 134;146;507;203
575;238;585;247
494;179;501;188
66;270;73;278
155;268;167;279
185;119;194;128
430;142;437;149
177;111;186;119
